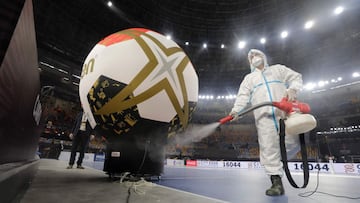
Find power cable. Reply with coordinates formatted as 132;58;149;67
126;140;150;203
298;134;360;200
298;168;360;199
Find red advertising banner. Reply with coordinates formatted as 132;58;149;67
186;160;197;167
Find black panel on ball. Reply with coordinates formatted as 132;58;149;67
88;75;170;176
87;75;142;138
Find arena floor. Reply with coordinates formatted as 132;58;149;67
21;159;360;203
158;166;360;203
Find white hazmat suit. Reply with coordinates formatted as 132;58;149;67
230;49;303;176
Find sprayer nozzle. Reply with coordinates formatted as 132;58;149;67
219;115;234;125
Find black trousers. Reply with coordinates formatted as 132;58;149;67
69;131;90;166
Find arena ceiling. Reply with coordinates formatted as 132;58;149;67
33;0;360;101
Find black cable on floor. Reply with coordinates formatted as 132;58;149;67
126;139;149;203
298;166;360;199
298;167;320;197
126;184;132;203
298;135;360;200
299;167;360;199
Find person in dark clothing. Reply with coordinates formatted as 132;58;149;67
67;111;94;169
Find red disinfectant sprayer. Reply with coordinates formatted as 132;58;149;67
219;97;317;189
219;97;317;135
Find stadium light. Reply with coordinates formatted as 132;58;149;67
304;20;315;29
318;81;325;87
281;31;288;39
238;41;246;49
334;6;344;15
260;38;266;44
304;82;316;90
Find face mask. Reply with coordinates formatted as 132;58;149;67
251;56;263;67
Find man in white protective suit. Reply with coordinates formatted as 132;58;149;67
229;49;303;196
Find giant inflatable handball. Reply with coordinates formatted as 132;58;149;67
79;28;198;139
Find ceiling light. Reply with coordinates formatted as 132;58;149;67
334;6;344;15
352;72;359;78
57;68;68;74
185;41;189;45
260;38;266;44
280;31;288;39
166;35;171;40
40;61;55;69
107;1;112;7
205;95;214;100
72;74;81;79
221;44;225;49
203;43;207;48
304;20;314;29
304;82;316;90
238;41;246;49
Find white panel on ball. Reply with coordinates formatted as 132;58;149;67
137;90;177;122
99;40;148;84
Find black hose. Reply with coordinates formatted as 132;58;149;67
236;102;274;117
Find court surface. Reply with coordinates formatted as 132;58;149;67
21;159;360;203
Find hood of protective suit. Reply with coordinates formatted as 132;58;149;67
248;49;269;72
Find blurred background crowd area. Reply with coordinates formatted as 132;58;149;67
38;85;360;163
